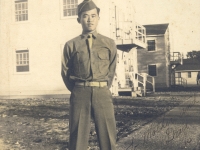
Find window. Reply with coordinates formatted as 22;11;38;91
147;40;156;51
188;72;191;78
63;0;78;17
15;0;28;22
148;65;157;76
176;72;181;78
16;50;29;72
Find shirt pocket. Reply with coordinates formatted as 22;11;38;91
97;49;110;74
98;50;109;60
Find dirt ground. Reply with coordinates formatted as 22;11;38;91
0;92;196;150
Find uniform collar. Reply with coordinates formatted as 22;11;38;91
81;30;98;39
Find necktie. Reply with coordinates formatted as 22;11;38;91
87;34;93;49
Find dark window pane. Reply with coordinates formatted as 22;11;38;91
148;65;157;76
147;40;155;51
67;10;71;16
188;72;191;78
178;72;181;78
72;10;75;15
16;66;29;72
23;53;26;58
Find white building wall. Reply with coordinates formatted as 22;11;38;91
0;0;81;96
177;71;199;85
0;0;138;97
116;48;138;89
0;0;12;95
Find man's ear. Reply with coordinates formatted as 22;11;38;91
77;18;80;23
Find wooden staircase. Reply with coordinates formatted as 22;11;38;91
133;73;155;97
118;72;155;97
131;87;143;97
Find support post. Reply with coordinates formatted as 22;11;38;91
133;72;138;92
143;74;146;96
153;77;155;92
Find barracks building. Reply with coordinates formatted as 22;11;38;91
0;0;176;98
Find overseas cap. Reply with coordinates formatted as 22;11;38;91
78;0;100;17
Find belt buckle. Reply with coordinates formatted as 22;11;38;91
99;82;102;87
89;82;93;86
85;81;90;86
90;82;96;86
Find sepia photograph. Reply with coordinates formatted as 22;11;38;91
0;0;200;149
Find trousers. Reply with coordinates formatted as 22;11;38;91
69;85;116;150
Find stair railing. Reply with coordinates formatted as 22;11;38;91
175;77;187;87
146;74;156;93
132;73;155;96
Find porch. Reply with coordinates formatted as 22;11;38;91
115;22;147;51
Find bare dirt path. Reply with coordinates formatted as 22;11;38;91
117;93;200;150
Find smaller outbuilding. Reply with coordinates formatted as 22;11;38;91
175;58;200;86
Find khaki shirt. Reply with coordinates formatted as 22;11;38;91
61;31;117;91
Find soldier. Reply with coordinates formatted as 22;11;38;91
61;0;117;149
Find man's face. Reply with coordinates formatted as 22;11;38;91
79;8;100;33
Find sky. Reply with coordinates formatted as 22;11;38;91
133;0;200;57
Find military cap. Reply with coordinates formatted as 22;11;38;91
78;0;100;17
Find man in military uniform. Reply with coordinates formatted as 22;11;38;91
61;0;117;149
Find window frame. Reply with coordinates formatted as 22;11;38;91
175;72;181;78
148;64;157;76
14;0;28;22
60;0;78;19
188;71;191;78
16;50;29;72
16;50;29;66
14;48;31;74
147;38;157;52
